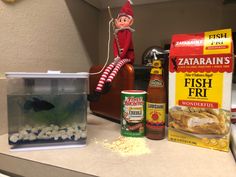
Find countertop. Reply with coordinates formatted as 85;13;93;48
0;113;236;177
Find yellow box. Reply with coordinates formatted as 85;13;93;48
168;29;234;151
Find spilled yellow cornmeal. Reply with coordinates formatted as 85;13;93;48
98;136;151;156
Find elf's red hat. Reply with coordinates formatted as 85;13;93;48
118;0;133;18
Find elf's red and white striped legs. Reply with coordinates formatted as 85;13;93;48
106;58;131;82
95;58;131;92
95;61;116;92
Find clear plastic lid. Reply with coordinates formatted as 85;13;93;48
5;71;89;79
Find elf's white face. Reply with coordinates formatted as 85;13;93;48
115;16;133;29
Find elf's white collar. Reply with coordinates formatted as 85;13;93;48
115;27;135;33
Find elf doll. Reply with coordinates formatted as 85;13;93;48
88;0;135;101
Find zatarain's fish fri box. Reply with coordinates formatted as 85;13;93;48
168;29;234;151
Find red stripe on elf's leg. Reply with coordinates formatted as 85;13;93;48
106;59;131;83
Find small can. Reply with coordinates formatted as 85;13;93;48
121;90;146;137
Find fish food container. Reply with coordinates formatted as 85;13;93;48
5;72;88;149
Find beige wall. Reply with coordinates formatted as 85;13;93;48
0;0;99;73
0;0;100;134
98;0;236;64
0;78;7;135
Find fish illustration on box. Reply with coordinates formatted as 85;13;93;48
24;97;55;112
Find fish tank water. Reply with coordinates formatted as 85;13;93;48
5;72;88;149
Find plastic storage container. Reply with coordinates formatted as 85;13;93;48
5;72;88;149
